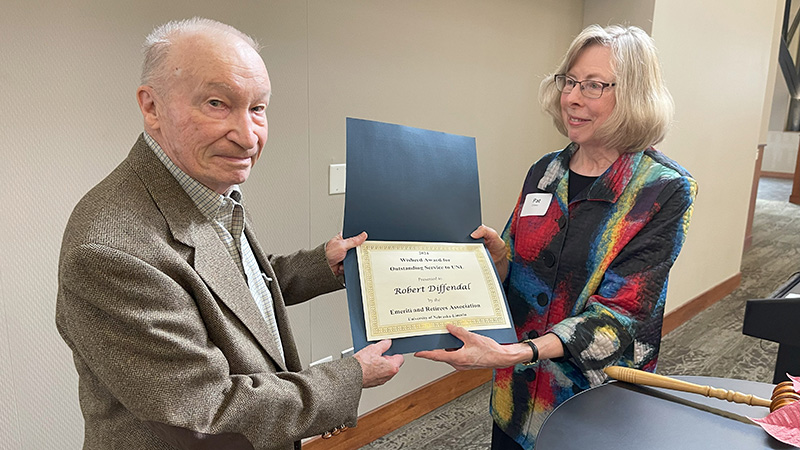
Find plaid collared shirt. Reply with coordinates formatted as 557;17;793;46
144;132;284;363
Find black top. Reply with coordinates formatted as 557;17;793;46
568;169;598;202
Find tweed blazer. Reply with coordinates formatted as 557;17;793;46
56;136;363;450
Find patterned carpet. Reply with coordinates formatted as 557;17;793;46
362;178;800;450
658;197;800;382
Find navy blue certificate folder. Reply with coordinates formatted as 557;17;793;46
342;117;517;355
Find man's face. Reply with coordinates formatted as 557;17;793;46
148;34;270;194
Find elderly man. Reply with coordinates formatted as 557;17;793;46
56;18;403;450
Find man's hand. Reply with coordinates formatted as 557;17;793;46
354;340;404;388
325;232;368;277
471;225;509;281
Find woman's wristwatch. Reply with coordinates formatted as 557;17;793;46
521;339;539;366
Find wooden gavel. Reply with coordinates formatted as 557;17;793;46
604;366;800;412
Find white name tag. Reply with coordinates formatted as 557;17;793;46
520;193;552;217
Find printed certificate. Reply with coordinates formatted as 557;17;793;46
356;241;510;341
343;118;517;353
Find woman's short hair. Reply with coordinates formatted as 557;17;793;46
141;17;260;88
539;24;674;152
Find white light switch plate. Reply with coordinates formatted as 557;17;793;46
329;164;346;194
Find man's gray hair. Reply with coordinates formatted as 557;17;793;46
141;17;261;87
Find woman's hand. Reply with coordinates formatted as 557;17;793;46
471;225;509;281
414;324;530;370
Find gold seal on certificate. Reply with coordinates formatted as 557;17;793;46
356;241;511;341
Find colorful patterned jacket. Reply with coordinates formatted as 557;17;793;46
490;143;697;449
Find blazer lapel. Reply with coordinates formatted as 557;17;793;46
195;235;289;371
127;136;289;371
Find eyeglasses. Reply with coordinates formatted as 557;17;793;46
554;74;615;99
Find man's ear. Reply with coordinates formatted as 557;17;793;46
137;86;161;131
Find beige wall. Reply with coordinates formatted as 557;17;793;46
764;131;800;173
0;0;782;448
651;0;781;309
584;0;655;34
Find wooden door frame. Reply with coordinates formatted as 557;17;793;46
791;140;800;205
744;144;765;251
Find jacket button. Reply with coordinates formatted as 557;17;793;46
558;216;567;229
527;330;539;340
537;293;549;306
523;367;537;382
541;251;555;268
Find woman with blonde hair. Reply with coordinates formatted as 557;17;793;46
417;24;696;450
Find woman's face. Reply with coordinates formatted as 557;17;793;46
560;44;616;153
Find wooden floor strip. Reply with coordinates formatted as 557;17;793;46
661;272;741;336
303;368;492;450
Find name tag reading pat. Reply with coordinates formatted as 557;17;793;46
520;193;552;217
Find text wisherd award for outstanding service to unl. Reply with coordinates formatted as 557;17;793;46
342;118;517;355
